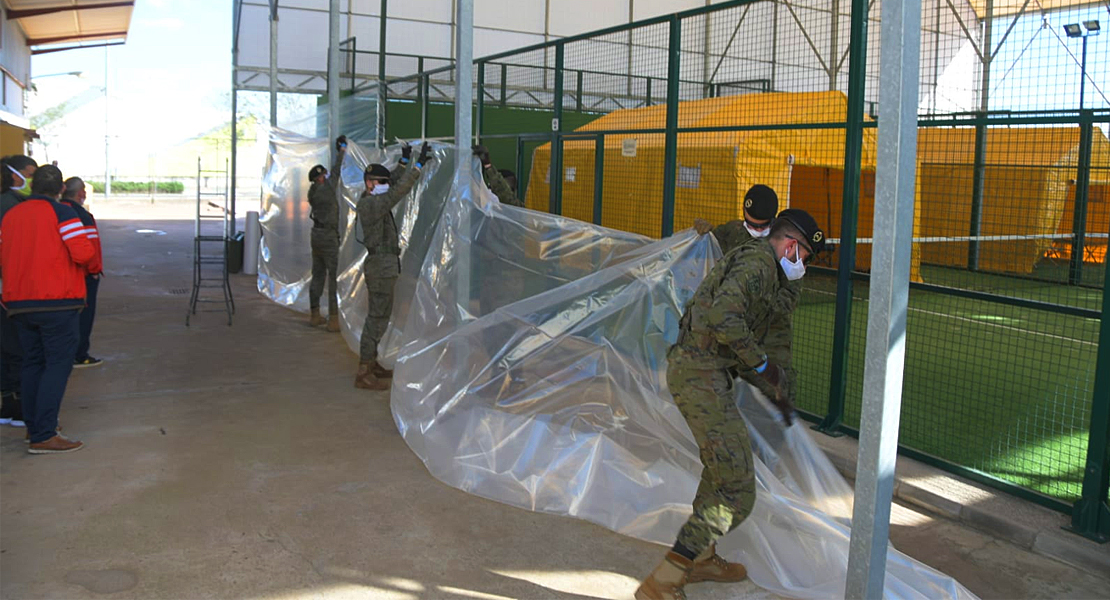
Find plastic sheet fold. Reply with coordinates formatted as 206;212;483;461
257;132;977;600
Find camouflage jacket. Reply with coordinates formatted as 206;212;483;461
482;165;523;207
308;151;344;232
356;162;422;257
712;219;802;314
669;237;797;400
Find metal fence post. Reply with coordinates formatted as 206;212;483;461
1067;172;1110;541
594;134;605;225
500;62;508;108
661;16;681;238
420;71;429;140
476;61;486;144
1069;113;1093;286
550;42;565;215
818;0;869;436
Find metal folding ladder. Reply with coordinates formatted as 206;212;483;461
186;157;235;326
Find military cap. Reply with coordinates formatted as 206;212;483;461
308;164;326;182
776;208;826;254
743;184;779;221
364;163;390;180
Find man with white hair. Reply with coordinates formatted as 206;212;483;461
60;177;104;368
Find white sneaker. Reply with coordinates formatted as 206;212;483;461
0;418;11;425
9;419;26;427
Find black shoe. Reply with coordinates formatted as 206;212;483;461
74;356;103;368
0;392;22;424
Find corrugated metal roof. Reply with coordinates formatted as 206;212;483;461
5;1;133;48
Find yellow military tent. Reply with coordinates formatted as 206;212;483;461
525;90;924;279
916;127;1110;274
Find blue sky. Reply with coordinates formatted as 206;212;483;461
30;0;232;176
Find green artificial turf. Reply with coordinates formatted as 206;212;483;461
790;264;1104;505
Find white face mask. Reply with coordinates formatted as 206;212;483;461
6;164;28;192
780;242;806;281
744;222;771;238
371;183;390;195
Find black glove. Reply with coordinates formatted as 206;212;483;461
401;143;412;162
472;144;491;168
335;135;348;152
758;362;794;427
417;142;432;166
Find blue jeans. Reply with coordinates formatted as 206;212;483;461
14;310;80;443
76;275;99;361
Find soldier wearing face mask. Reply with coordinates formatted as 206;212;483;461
353;141;432;391
635;208;825;600
692;184;778;255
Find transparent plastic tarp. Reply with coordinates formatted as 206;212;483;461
257;136;976;599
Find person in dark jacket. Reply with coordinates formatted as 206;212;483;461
0;154;37;427
1;165;96;454
61;177;105;367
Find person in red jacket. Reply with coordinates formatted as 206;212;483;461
0;165;95;454
61;177;104;367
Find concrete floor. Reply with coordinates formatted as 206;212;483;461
2;200;1108;599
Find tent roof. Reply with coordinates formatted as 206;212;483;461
4;1;133;49
966;0;1104;19
917;126;1110;172
567;91;879;171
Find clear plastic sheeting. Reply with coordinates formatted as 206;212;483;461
257;136;976;599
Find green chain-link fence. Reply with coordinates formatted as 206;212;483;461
350;0;1110;542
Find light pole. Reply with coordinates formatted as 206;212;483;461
1064;20;1100;110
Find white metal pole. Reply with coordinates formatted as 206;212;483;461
328;0;341;144
454;0;473;313
104;46;111;198
843;0;922;597
269;0;278;126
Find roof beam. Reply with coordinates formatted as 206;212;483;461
27;30;129;46
5;1;134;20
31;40;125;55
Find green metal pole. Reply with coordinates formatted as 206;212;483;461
661;16;681;238
1069;114;1092;286
1066;200;1110;542
594;134;605;225
476;61;486;144
516;136;526;199
817;0;869;436
500;62;507;108
969;0;992;271
550;42;565;215
577;70;584;113
378;0;388;148
420;72;429;139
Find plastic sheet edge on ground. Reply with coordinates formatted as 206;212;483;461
257;134;977;599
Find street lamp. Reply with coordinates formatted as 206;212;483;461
1064;20;1100;110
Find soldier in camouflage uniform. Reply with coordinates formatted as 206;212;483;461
694;186;803;316
353;142;433;391
635;208;826;600
472;145;524;207
306;136;348;332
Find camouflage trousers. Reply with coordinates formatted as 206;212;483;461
359;255;398;363
309;229;339;316
669;361;757;557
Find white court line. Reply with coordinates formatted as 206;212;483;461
806;289;1099;347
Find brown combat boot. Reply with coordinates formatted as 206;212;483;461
308;308;326;327
326;314;340;332
686;543;747;583
635;551;693;600
354;362;390;391
28;434;84;455
372;362;393;379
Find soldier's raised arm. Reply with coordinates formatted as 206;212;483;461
390;143;413;185
330;136;347;187
357;142;431;225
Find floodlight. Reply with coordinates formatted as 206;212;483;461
1065;23;1083;37
1084;20;1100;34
